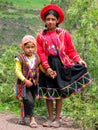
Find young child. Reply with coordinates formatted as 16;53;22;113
15;35;39;128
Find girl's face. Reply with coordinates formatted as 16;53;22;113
23;42;35;56
45;14;59;31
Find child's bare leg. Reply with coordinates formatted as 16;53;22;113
50;98;62;127
43;99;53;127
55;98;62;121
46;99;54;120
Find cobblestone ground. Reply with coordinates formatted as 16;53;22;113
0;112;81;130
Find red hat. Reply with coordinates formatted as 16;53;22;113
40;4;64;24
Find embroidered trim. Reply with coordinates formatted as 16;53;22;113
38;72;93;100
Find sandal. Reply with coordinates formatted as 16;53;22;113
18;118;26;125
43;120;53;127
50;120;61;128
30;119;38;128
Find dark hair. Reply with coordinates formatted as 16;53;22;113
44;10;59;20
43;27;59;35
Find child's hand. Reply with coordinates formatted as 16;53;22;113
46;68;57;79
78;59;87;67
50;70;57;79
24;78;33;87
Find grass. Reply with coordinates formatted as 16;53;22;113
0;1;45;45
0;0;52;45
0;99;47;117
2;0;50;9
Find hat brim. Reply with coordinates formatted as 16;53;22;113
40;4;64;24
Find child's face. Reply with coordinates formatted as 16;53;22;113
23;42;35;56
45;14;59;31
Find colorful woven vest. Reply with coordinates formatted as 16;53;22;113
15;53;39;100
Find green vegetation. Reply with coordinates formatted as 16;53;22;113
0;0;45;45
0;0;50;9
0;0;98;129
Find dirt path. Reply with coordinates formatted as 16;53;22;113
0;112;81;130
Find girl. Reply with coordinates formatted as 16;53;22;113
15;35;39;128
36;4;93;128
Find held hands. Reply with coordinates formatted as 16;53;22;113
78;59;87;67
46;68;57;79
23;78;33;87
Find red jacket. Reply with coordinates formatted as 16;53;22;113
36;28;81;69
